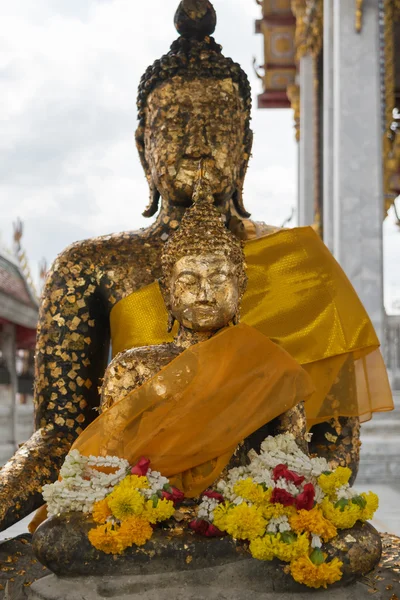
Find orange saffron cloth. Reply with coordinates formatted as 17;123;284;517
72;324;315;497
110;227;393;426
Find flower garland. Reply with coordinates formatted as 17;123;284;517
43;434;379;588
192;434;379;590
42;454;183;555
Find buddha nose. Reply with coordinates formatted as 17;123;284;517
198;278;212;302
185;121;211;158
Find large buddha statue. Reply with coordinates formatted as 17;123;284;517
0;0;393;540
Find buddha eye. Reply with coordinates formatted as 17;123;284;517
210;273;229;285
175;274;197;286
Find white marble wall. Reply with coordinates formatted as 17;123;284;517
330;0;384;341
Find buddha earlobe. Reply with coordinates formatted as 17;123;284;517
232;186;250;219
167;313;176;333
143;181;161;218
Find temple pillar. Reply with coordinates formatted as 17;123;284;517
331;0;384;341
322;0;334;252
299;55;316;226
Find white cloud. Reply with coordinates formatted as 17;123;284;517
0;0;396;313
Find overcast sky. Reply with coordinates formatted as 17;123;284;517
0;0;399;312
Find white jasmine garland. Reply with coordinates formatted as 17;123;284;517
311;534;322;548
197;497;220;521
42;451;130;516
267;516;290;534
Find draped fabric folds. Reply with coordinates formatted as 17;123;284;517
110;227;393;427
71;324;315;497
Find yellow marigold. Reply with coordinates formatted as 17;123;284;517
92;498;112;524
233;479;271;505
144;499;175;524
360;492;379;521
114;475;149;491
262;502;295;521
318;467;351;497
321;498;360;529
290;555;343;589
224;503;266;541
249;535;276;561
88;523;127;555
290;507;337;542
107;487;145;521
213;502;231;532
118;516;153;547
250;533;309;563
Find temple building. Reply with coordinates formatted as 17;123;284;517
0;234;38;464
255;0;400;482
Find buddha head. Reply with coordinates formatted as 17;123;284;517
161;173;247;332
136;0;253;218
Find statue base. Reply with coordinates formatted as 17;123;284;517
26;566;391;600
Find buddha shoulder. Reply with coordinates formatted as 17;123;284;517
101;343;181;411
228;218;281;241
43;229;165;305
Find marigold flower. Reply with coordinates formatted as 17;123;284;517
233;479;271;505
92;498;112;524
321;498;360;529
144;498;175;524
213;502;231;532
107;487;145;520
318;467;351;497
360;492;379;521
116;475;149;491
290;555;343;589
88;523;127;555
290;507;337;542
262;502;295;521
224;503;266;541
250;533;309;563
119;516;153;547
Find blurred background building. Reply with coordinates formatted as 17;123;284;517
0;224;39;465
255;0;400;487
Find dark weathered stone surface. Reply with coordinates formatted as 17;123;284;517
0;535;50;599
31;513;381;589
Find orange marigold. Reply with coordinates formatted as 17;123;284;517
92;498;112;524
88;523;127;555
119;516;153;547
290;507;337;542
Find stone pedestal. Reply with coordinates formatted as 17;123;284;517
27;569;385;600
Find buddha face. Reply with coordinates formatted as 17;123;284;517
143;77;248;207
169;254;239;331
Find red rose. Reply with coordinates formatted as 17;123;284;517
271;488;295;506
131;457;151;476
162;487;185;505
189;519;209;536
202;489;225;503
189;519;225;537
295;483;315;511
205;524;225;538
272;464;305;486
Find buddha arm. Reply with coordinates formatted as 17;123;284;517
0;244;110;531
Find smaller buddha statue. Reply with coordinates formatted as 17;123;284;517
95;169;313;492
